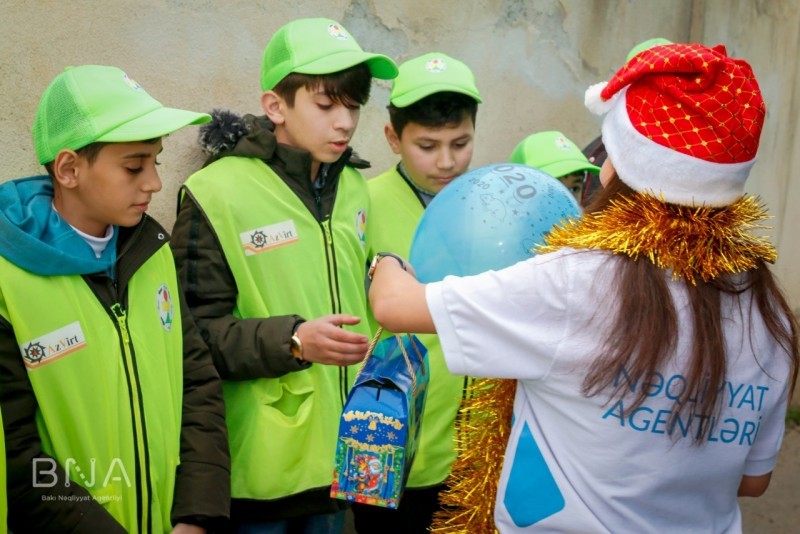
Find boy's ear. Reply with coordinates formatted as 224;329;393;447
51;149;82;189
384;124;402;155
261;91;285;125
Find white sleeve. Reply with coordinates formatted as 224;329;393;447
742;380;789;476
426;252;574;380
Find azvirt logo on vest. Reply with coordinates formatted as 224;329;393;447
20;321;87;369
240;220;300;256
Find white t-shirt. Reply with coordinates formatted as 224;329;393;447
427;248;791;533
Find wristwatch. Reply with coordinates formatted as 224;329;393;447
290;333;304;361
367;252;408;281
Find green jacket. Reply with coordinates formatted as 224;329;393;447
171;113;372;521
0;242;182;531
0;212;230;533
367;166;470;487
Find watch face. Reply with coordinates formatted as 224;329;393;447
368;255;381;280
291;335;303;360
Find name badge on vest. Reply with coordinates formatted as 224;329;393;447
240;220;299;256
20;321;87;369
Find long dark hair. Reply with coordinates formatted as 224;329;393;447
582;173;798;443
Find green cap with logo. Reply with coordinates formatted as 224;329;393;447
509;131;600;178
261;17;398;91
390;52;482;107
33;65;211;164
626;37;673;62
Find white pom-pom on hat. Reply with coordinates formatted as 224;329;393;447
584;82;616;115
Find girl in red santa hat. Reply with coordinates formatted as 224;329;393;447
367;43;798;533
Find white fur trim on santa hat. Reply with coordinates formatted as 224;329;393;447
601;88;757;207
585;82;616;115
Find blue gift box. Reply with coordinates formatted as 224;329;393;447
331;334;428;508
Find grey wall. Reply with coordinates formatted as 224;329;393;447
3;0;799;310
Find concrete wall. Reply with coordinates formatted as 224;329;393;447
3;0;798;309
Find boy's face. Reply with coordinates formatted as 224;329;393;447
386;116;475;194
559;172;585;203
269;85;361;166
60;140;163;237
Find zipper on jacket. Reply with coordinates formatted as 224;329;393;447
320;218;351;406
312;163;330;221
320;219;340;313
111;303;151;533
314;189;324;220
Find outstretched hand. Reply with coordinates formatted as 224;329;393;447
295;314;370;365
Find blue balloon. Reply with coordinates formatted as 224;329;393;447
409;163;581;283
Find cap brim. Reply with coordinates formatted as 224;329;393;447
97;107;211;143
295;51;398;80
391;83;483;107
542;159;601;178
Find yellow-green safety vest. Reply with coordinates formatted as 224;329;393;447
0;245;183;533
183;157;371;499
367;167;469;487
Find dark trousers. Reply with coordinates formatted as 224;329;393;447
351;484;445;534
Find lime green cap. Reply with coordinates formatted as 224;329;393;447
626;37;673;62
390;52;482;107
33;65;211;164
261;18;398;91
509;131;600;178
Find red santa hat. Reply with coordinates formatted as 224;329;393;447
585;43;766;207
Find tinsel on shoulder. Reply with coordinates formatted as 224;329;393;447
431;378;515;534
538;193;777;283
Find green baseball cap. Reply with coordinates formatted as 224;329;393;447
260;18;398;91
509;131;600;178
390;52;482;107
33;65;211;164
626;37;673;62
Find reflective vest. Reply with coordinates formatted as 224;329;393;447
0;246;183;533
184;156;371;499
367;167;468;487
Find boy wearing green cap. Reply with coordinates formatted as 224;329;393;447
170;17;397;533
353;52;481;534
509;130;600;204
0;65;230;532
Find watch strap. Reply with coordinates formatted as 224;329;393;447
368;252;407;281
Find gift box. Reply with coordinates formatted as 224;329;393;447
331;333;428;508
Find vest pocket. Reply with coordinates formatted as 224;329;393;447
261;375;315;422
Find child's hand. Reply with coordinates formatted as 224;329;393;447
294;314;370;365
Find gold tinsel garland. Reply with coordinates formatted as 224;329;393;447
431;378;515;534
538;194;777;283
430;193;776;533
